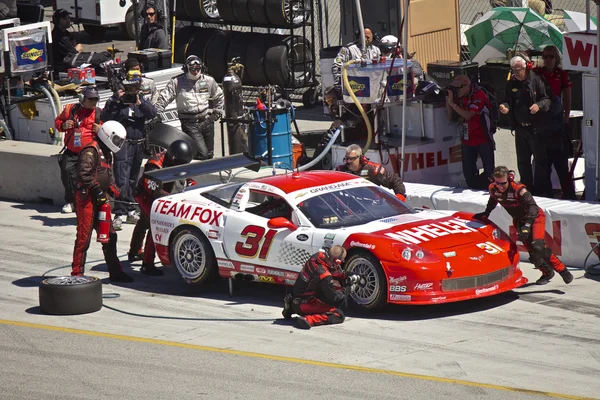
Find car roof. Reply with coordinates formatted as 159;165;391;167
253;170;359;194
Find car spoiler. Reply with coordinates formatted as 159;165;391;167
146;153;263;185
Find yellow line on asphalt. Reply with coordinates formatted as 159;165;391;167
0;319;594;400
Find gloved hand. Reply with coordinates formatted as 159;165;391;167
396;193;406;202
95;191;108;207
208;111;221;123
186;178;197;187
108;184;120;199
518;223;531;243
473;212;489;221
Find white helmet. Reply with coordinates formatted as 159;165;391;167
379;35;398;54
97;120;126;153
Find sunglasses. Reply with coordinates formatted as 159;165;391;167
494;180;508;186
86;97;99;101
343;155;359;162
542;54;555;59
146;12;156;16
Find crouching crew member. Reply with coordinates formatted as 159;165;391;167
336;144;406;200
283;246;348;330
128;140;193;275
473;166;573;285
71;121;133;283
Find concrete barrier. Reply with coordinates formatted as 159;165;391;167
404;182;600;269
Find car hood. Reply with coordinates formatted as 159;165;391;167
356;210;490;251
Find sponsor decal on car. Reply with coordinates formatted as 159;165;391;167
156;226;170;234
240;264;254;273
470;255;484;262
475;285;499;296
390;294;411;301
431;296;446;302
309;181;354;194
285;279;295;285
350;241;375;250
443;251;457;258
151;218;174;228
390;285;407;292
207;230;219;239
385;217;479;245
258;276;275;283
296;234;309;242
414;282;434;291
389;276;407;285
285;272;298;280
476;242;505;255
255;267;267;274
154;199;223;226
217;259;234;269
267;269;285;277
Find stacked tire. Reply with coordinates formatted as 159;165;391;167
216;0;304;26
177;29;312;87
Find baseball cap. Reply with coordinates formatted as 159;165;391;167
53;9;71;21
82;86;99;100
449;75;471;88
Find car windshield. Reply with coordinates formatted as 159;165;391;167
201;183;244;208
297;186;413;228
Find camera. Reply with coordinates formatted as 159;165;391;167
121;79;141;105
438;85;458;98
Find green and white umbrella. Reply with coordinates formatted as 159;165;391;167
466;7;564;64
562;10;597;32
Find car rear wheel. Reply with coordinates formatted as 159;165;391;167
170;227;217;284
344;252;387;311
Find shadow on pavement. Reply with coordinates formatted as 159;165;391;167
11;202;62;214
30;215;77;227
12;276;46;288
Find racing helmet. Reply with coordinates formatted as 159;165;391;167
184;55;203;72
379;35;398;54
165;140;193;166
98;121;127;153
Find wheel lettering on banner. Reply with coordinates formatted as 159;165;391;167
235;225;278;260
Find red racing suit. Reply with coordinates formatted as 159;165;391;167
55;104;100;154
290;251;346;327
482;181;565;274
337;160;406;196
72;141;122;276
131;152;185;264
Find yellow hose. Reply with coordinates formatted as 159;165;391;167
48;84;62;113
342;60;373;153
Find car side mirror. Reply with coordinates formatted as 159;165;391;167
268;217;297;231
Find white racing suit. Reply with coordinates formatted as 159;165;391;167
331;44;381;89
156;73;224;160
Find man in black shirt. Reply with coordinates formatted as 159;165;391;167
499;56;551;197
52;9;83;71
139;2;169;50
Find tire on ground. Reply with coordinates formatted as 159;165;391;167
170;227;218;284
39;276;103;315
248;0;269;24
302;87;319;108
174;26;203;64
265;36;312;87
216;0;237;23
246;32;275;86
232;0;253;23
344;251;387;312
185;0;221;20
204;30;232;82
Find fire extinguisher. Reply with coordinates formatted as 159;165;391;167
97;201;111;243
223;57;248;155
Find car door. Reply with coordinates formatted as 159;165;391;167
222;189;314;280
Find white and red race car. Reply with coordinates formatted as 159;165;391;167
148;163;527;311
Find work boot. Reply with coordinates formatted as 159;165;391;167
128;251;143;262
282;294;293;319
535;269;555;285
109;271;134;283
295;316;311;330
113;216;124;231
140;263;164;276
559;268;574;284
62;203;74;214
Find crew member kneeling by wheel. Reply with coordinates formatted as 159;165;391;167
283;245;348;330
473;166;573;285
72;121;134;283
128;140;193;276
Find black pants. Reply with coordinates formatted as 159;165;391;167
180;119;214;160
515;125;551;197
547;130;577;200
113;140;145;217
59;150;78;204
461;140;495;190
129;206;150;255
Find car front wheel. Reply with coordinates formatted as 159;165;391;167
344;252;387;311
170;227;217;284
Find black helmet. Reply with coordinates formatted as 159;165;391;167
165;140;193;166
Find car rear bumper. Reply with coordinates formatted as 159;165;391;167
156;244;171;267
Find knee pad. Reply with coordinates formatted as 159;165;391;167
326;308;345;324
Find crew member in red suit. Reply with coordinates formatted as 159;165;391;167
72;120;133;283
473;166;573;285
283;246;348;330
128;140;193;275
336;143;406;201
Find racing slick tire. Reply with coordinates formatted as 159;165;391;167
185;0;221;20
170;227;217;284
248;0;269;24
232;0;253;23
39;276;103;315
216;0;237;22
265;0;305;26
264;36;312;88
344;252;387;311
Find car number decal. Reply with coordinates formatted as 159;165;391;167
235;225;278;260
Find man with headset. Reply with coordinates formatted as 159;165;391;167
139;2;169;50
51;9;84;70
500;55;551;197
282;245;350;330
336;144;406;200
473;166;572;285
331;27;381;91
156;55;224;160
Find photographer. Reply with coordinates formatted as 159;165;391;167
445;75;495;190
101;73;157;230
282;246;349;330
156;55;224;160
